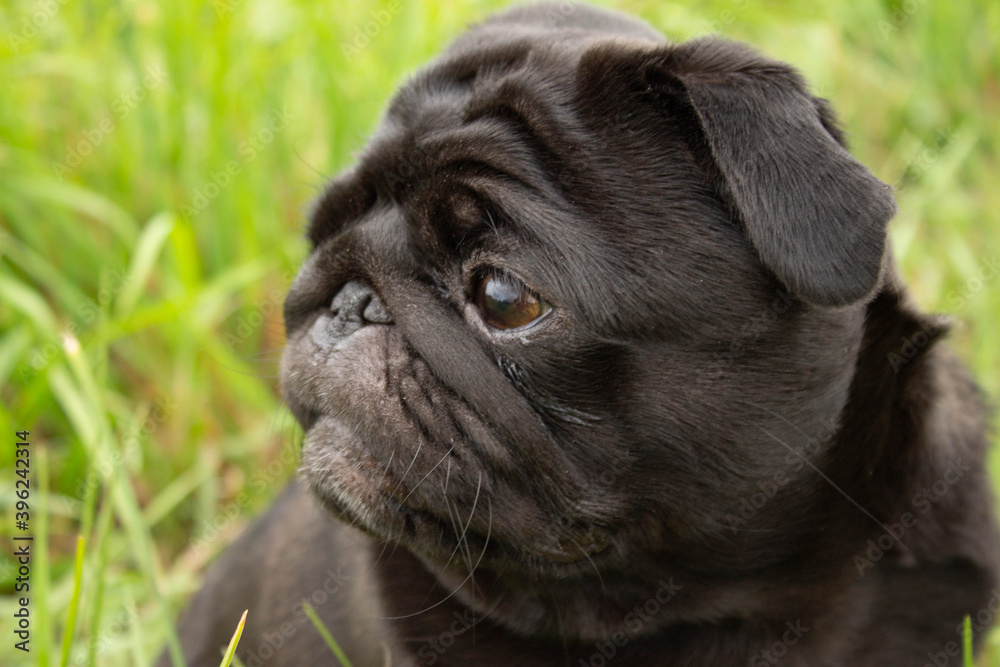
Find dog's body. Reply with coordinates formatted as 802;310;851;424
161;4;1000;665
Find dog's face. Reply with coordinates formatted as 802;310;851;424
281;3;897;637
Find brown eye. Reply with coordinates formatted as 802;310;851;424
474;270;551;330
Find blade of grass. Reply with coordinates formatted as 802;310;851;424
301;602;353;667
964;615;973;667
115;212;176;317
58;536;86;667
1;234;92;310
108;461;186;667
143;463;215;527
0;273;58;332
36;446;51;667
56;340;187;666
0;326;33;386
127;598;145;667
85;490;115;667
4;175;138;244
218;610;248;667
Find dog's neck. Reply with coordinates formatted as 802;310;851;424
374;533;879;661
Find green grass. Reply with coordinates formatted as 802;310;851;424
0;0;998;664
218;609;247;667
302;602;354;667
58;536;85;667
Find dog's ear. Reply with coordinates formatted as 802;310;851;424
662;39;896;306
586;38;897;306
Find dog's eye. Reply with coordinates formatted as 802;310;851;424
473;270;551;330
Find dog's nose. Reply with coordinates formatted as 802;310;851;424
331;280;393;325
311;280;393;350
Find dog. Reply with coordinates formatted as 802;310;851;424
159;3;1000;665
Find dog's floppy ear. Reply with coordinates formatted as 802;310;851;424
647;39;897;306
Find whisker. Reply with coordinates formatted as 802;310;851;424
397;447;454;509
381;499;494;620
565;534;604;591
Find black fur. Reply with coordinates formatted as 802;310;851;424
160;4;999;665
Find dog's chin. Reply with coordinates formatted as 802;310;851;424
299;416;611;576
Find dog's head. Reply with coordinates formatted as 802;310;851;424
281;2;901;637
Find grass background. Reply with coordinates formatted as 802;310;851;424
0;0;998;664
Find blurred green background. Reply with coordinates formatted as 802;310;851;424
0;0;998;664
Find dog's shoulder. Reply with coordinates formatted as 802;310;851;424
157;482;390;667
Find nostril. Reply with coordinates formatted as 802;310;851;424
329;280;393;325
296;405;321;432
362;295;392;324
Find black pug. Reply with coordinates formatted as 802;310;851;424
160;3;1000;666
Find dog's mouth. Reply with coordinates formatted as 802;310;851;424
299;414;611;572
299;415;487;556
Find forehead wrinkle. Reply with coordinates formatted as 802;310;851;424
373;108;580;252
381;37;536;138
462;84;574;192
416;121;549;190
362;122;558;254
403;36;534;101
376;40;581;180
